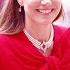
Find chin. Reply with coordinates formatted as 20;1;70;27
37;20;52;25
38;19;53;24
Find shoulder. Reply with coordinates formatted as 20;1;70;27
61;28;70;41
52;25;69;59
57;28;70;59
0;32;23;47
0;34;11;45
53;25;68;34
64;28;70;38
53;25;68;42
0;32;25;58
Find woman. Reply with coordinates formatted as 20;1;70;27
0;0;68;70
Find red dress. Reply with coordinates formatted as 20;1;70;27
0;25;68;70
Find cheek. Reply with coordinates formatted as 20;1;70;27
57;3;61;13
54;1;61;12
25;0;37;5
24;0;40;9
53;0;61;6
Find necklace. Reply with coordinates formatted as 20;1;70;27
23;26;54;55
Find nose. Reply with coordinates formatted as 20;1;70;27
41;0;52;5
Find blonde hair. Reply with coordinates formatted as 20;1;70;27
0;0;63;35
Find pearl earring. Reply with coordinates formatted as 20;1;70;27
19;5;22;12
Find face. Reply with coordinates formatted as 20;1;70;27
18;0;62;25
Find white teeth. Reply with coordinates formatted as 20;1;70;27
39;10;51;14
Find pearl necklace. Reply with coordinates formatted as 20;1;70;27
23;26;54;54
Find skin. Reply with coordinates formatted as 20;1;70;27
17;0;61;41
17;0;61;55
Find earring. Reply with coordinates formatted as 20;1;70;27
19;5;22;12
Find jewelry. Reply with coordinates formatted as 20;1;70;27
19;5;22;12
23;26;54;54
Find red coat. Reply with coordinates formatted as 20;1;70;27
0;25;68;70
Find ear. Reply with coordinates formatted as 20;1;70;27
17;0;24;6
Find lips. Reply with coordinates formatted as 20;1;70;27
36;9;53;14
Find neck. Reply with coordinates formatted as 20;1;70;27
24;18;53;42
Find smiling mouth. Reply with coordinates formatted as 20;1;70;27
36;9;53;14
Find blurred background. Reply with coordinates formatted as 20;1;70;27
61;0;70;27
0;0;70;27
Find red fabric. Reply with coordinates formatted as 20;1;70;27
0;25;68;70
56;28;70;70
